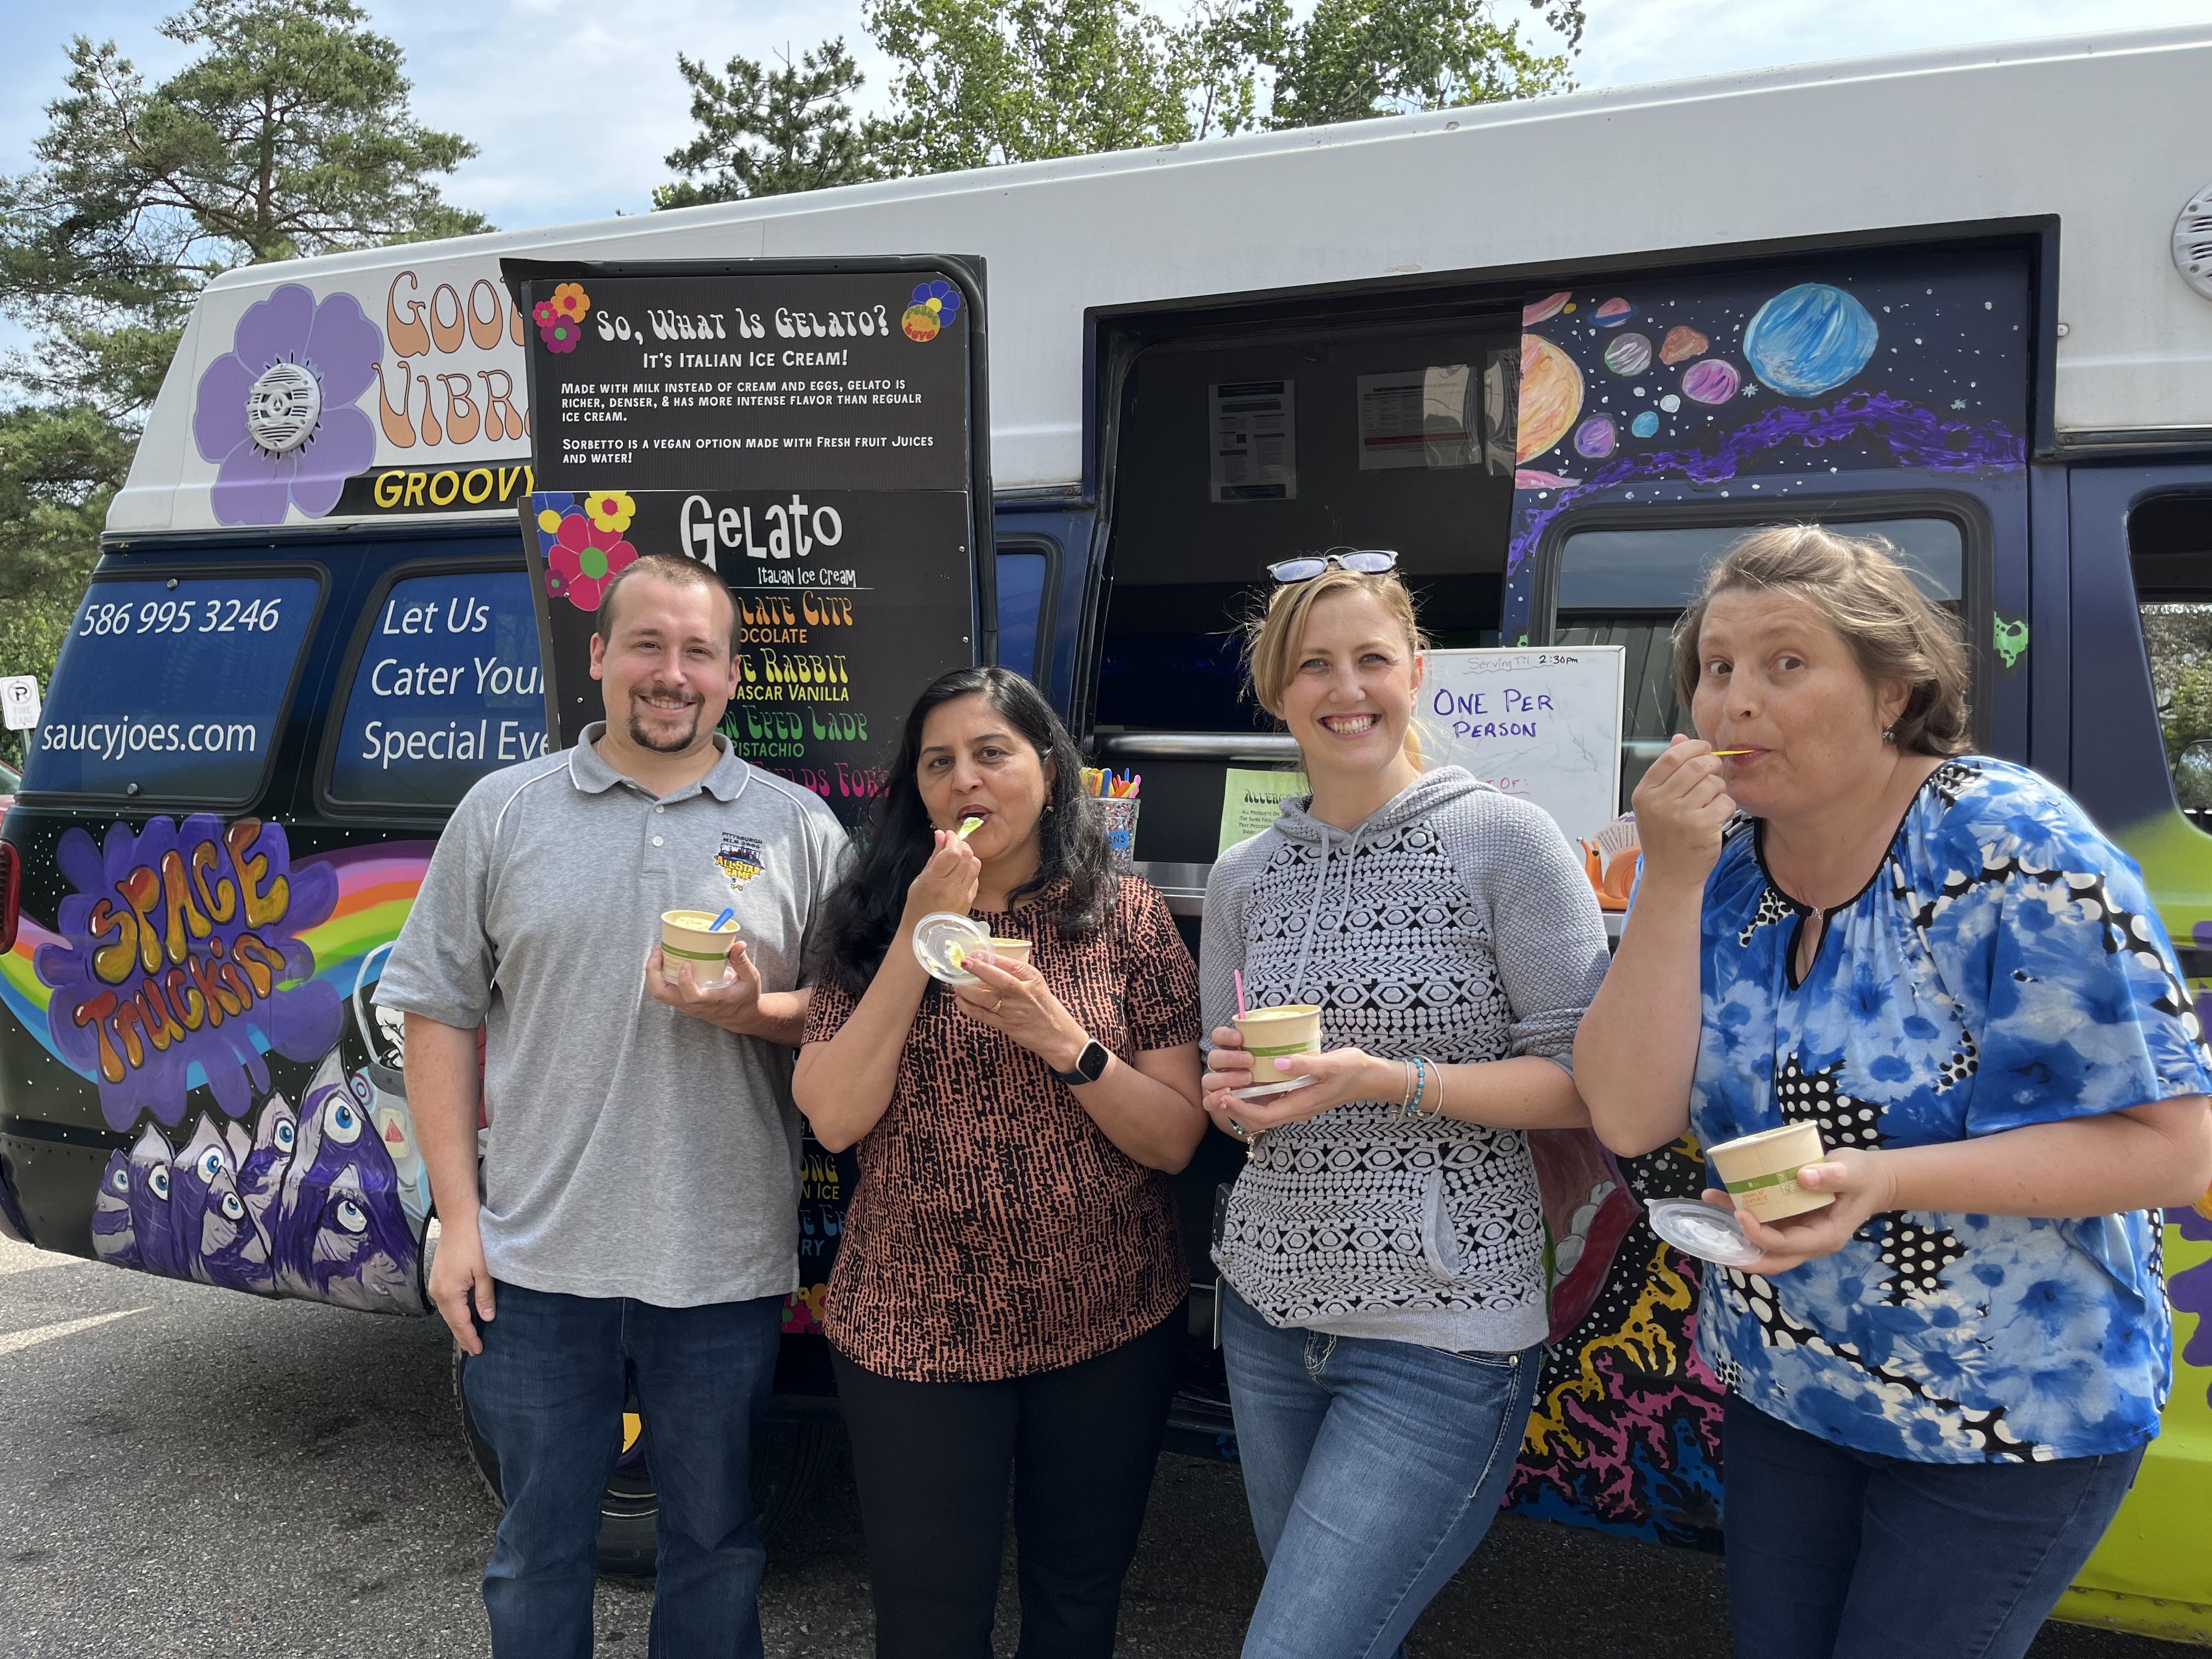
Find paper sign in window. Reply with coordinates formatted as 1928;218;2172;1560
1357;366;1476;471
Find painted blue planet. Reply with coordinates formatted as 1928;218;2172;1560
1742;283;1878;397
1630;410;1660;438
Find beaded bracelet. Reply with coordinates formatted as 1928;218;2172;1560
1400;1055;1430;1119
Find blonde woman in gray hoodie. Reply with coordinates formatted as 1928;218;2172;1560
1199;552;1610;1659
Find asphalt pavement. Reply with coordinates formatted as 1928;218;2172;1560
0;1233;2196;1658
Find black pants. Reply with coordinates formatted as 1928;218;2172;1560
832;1312;1184;1659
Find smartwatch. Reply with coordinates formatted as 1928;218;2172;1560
1051;1037;1111;1086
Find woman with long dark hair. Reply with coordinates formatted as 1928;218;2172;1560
794;665;1205;1659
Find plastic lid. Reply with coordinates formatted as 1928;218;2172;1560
912;911;990;984
1646;1199;1765;1268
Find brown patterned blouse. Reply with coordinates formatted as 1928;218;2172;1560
803;875;1200;1383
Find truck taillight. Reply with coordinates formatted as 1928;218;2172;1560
0;839;18;955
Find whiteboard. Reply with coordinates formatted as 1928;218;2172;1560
1421;647;1626;843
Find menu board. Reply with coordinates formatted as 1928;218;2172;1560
504;257;992;830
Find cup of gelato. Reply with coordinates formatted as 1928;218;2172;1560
1707;1121;1834;1222
947;936;1031;973
661;909;738;985
1234;1004;1322;1067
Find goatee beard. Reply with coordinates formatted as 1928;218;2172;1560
629;699;702;753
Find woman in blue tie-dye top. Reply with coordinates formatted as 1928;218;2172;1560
1575;526;2212;1659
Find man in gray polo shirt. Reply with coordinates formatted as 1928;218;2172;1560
377;552;845;1659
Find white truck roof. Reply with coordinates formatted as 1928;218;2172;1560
115;22;2212;534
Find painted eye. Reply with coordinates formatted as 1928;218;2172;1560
274;1120;296;1151
220;1193;245;1221
196;1147;225;1182
148;1167;171;1200
325;1099;363;1145
109;1167;129;1194
334;1199;368;1235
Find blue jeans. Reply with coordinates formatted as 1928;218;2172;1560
1722;1392;2146;1659
460;1282;783;1659
1221;1286;1542;1659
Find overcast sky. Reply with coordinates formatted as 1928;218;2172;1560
1;0;2210;236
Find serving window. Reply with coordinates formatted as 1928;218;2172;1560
1093;313;1521;864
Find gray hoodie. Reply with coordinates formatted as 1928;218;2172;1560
1200;766;1609;1353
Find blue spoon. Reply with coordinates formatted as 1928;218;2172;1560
709;906;736;932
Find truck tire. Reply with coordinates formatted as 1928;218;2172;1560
451;1345;835;1577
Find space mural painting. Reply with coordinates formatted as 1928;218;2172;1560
1498;251;2032;1544
23;829;436;1316
1500;251;2030;635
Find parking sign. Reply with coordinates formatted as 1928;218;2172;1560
0;674;38;731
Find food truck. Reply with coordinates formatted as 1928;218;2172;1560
4;22;2211;1637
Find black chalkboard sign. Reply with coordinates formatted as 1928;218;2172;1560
501;257;992;830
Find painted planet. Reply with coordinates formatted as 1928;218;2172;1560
1659;325;1709;365
1630;410;1660;438
1523;291;1571;325
1594;297;1635;328
1681;358;1741;405
1516;334;1584;462
1573;415;1617;458
1742;283;1878;396
1659;394;1681;413
1602;332;1653;376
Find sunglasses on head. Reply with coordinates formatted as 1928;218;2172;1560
1265;548;1401;584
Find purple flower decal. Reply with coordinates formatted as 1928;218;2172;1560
33;815;342;1129
2172;1203;2212;1377
193;283;382;526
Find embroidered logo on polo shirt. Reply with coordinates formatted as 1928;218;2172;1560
718;833;766;891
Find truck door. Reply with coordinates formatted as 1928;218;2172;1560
2055;466;2212;1639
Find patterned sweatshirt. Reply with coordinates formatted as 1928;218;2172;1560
1201;767;1610;1353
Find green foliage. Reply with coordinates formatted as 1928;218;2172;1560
0;402;121;769
2142;603;2212;810
662;0;1583;201
656;39;913;208
1268;0;1582;127
0;0;487;720
864;0;1202;171
0;588;76;774
4;0;488;301
1182;0;1293;139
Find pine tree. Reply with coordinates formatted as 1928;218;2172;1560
0;0;488;756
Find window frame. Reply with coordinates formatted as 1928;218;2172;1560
314;552;546;823
992;532;1062;687
18;560;330;812
2123;488;2212;836
1530;490;1995;752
